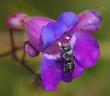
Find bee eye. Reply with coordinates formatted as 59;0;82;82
66;65;70;69
64;64;70;69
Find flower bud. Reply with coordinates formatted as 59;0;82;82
25;42;40;57
7;13;28;30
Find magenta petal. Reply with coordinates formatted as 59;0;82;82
25;17;54;51
73;33;100;68
41;54;62;91
72;62;85;80
75;10;102;34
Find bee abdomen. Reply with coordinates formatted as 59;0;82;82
59;43;75;73
64;62;75;73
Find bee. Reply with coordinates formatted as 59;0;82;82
59;43;75;73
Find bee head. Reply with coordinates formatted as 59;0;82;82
61;44;71;52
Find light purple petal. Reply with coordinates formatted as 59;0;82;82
75;10;102;34
42;12;78;50
58;12;78;31
54;22;67;39
42;22;56;49
41;54;62;91
42;22;67;50
73;33;100;68
25;17;54;51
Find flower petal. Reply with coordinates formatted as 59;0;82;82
62;73;73;82
58;12;78;30
42;22;67;50
73;33;100;68
54;22;68;39
42;12;78;50
41;54;62;91
25;17;54;51
72;62;85;80
42;22;56;50
75;10;102;34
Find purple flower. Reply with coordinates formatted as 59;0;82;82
25;10;102;91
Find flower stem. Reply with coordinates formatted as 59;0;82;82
0;29;41;82
9;29;37;75
0;47;23;57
